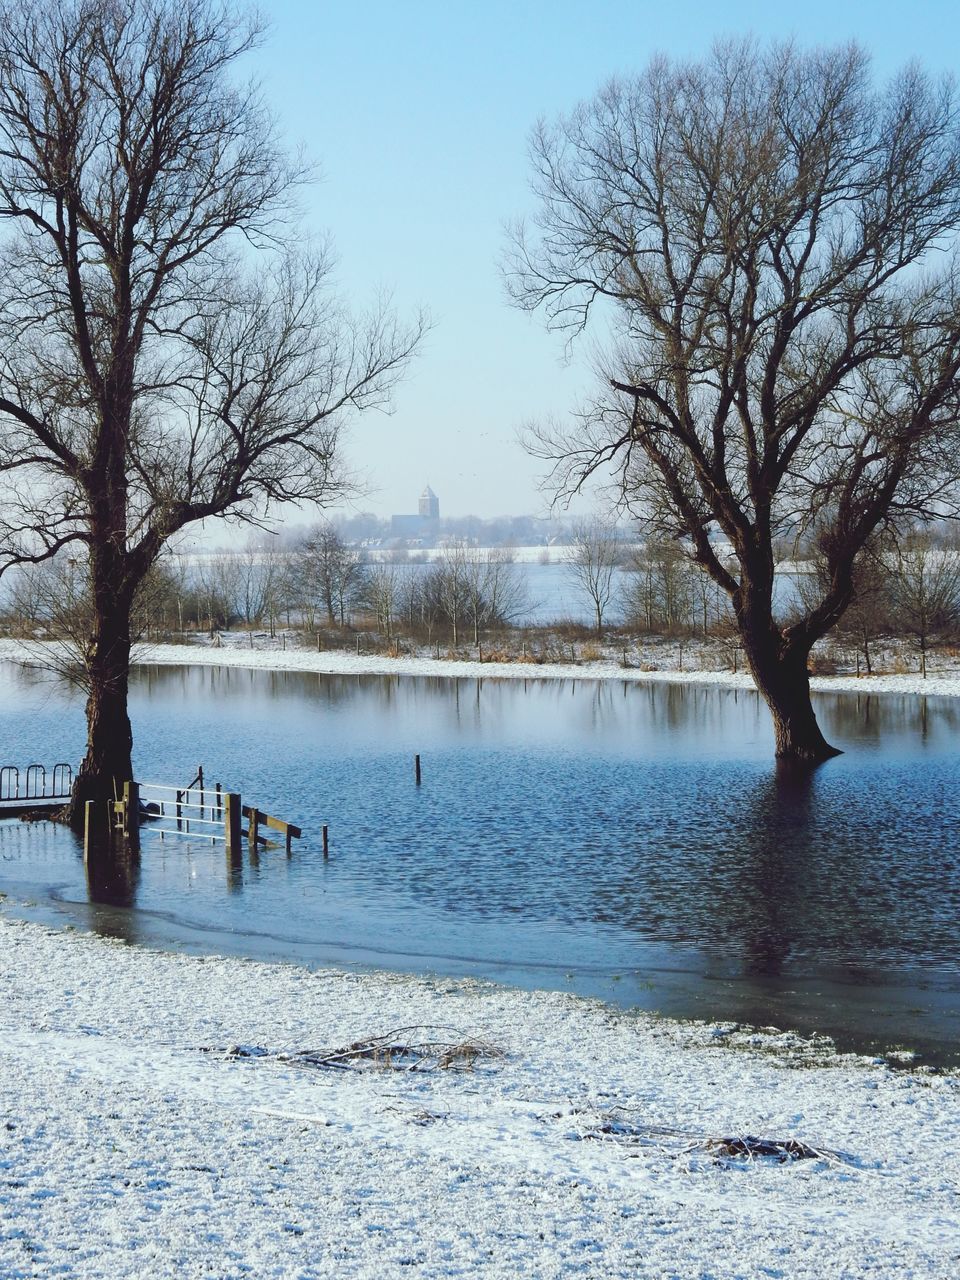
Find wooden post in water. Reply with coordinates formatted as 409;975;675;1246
175;788;182;831
215;782;222;820
83;799;108;864
248;806;259;852
224;792;242;865
197;765;204;819
415;754;422;786
122;781;140;855
322;825;329;858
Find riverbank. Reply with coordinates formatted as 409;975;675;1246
1;913;958;1278
3;635;959;699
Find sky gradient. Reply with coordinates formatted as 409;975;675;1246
247;1;960;526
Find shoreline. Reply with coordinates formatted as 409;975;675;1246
3;635;959;699
1;912;958;1277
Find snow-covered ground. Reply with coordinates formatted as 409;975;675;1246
128;636;960;699
1;914;958;1279
3;634;958;699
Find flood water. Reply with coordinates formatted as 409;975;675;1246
2;660;959;1064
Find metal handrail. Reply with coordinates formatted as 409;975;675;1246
139;782;221;796
0;761;73;801
143;797;219;814
150;813;225;829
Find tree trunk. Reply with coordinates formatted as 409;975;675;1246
744;636;841;763
66;578;135;831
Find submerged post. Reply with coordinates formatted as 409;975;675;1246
122;781;140;855
322;824;329;858
415;754;422;785
224;792;241;865
83;799;107;863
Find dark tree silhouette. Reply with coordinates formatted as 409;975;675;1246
0;0;423;824
509;41;960;761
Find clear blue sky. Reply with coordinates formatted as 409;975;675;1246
250;0;960;524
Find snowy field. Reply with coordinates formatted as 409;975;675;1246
133;637;960;699
1;915;959;1279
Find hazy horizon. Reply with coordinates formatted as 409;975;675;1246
211;1;959;534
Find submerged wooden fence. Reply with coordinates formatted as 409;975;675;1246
84;766;302;863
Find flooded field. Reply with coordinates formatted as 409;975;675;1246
2;660;959;1063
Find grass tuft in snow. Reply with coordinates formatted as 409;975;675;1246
204;1025;506;1073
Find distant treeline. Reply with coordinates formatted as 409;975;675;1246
2;522;959;676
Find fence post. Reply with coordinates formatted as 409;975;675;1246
122;781;140;855
83;797;118;862
248;806;259;852
224;792;242;865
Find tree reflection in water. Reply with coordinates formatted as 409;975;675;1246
2;661;960;1043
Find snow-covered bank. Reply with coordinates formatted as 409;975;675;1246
1;915;958;1279
3;636;959;699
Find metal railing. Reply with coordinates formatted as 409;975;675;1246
0;762;73;804
138;780;227;844
81;764;302;862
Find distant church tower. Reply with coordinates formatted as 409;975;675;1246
419;485;439;520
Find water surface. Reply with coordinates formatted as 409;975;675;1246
1;661;958;1063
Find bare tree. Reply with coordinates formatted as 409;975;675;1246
433;543;470;645
566;520;622;636
623;540;697;634
365;561;400;638
192;556;237;634
9;551;177;684
799;538;891;675
461;547;528;645
509;41;960;761
887;530;960;677
0;0;423;826
479;548;528;632
299;522;366;627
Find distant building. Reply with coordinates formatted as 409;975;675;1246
390;485;440;541
419;485;439;520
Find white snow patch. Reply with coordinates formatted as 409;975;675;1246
0;916;958;1277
